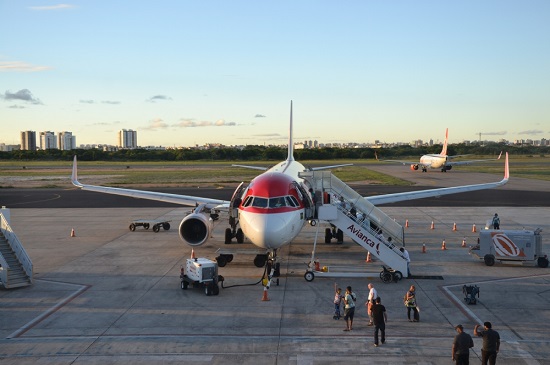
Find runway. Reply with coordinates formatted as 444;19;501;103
1;164;549;364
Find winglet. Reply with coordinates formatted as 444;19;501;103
497;151;502;160
71;156;83;187
503;152;509;181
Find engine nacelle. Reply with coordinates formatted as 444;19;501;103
410;164;419;171
178;212;213;246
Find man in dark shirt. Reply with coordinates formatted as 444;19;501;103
452;324;474;364
371;296;387;347
474;322;500;365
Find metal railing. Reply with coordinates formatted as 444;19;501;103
0;212;33;288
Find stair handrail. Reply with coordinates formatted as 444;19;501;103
0;213;33;285
299;171;405;245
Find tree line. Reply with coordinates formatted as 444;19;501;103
0;143;547;162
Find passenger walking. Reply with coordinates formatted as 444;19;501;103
400;247;411;278
366;283;378;326
371;297;387;347
404;285;419;322
452;324;474;365
333;283;343;320
343;286;356;331
492;214;500;230
474;321;500;365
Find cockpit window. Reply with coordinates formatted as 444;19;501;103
243;196;253;207
289;196;300;207
269;197;287;208
251;197;268;208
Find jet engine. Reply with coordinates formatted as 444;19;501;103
410;164;419;171
178;212;214;246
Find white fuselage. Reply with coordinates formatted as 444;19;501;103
419;154;447;169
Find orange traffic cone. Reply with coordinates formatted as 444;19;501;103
430;221;435;230
422;244;427;253
405;219;409;228
472;224;477;233
461;238;466;247
452;222;457;231
366;252;372;263
191;248;196;259
261;288;270;301
70;228;76;237
441;239;447;250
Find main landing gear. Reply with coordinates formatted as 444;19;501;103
325;225;344;244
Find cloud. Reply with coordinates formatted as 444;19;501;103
254;114;266;118
1;89;42;104
146;95;172;103
518;129;544;135
479;131;507;136
0;61;52;72
175;118;236;128
29;4;75;11
253;133;281;137
8;104;25;109
143;118;169;130
101;100;120;105
79;99;95;104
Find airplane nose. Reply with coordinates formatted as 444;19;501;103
243;213;290;249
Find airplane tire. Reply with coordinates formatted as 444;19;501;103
129;223;136;231
224;228;232;244
484;254;495;266
216;255;227;267
304;271;315;282
236;228;244;243
254;255;267;268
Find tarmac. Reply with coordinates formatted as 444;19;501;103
1;166;550;364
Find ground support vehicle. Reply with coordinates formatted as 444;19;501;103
180;258;222;296
470;228;549;268
129;219;171;233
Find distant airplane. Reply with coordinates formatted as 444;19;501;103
71;105;509;296
375;128;502;172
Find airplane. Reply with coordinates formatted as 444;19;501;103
375;128;502;172
71;102;509;294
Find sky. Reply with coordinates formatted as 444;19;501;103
1;1;549;148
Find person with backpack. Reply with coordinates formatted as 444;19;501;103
404;285;419;322
343;286;356;331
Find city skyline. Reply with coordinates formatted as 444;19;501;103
1;1;549;147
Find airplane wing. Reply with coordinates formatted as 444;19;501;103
446;151;502;166
71;156;230;210
231;164;268;171
311;163;353;171
374;152;427;167
366;152;509;205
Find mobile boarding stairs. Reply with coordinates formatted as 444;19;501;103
299;171;408;281
0;208;33;289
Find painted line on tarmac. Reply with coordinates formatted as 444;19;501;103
7;279;90;339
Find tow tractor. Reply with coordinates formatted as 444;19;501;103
129;219;171;233
180;257;223;296
470;228;549;268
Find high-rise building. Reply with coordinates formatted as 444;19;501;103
118;129;137;149
40;131;57;150
20;131;37;151
58;131;76;150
